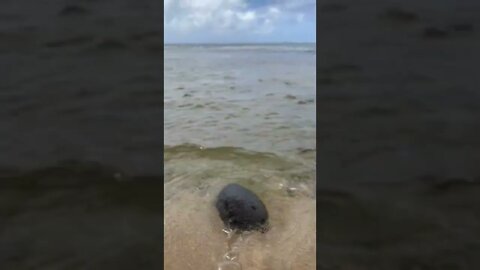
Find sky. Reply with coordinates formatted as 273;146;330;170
164;0;316;44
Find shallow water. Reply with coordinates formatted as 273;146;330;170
1;0;162;175
316;0;480;268
164;44;317;270
164;44;316;156
0;0;164;268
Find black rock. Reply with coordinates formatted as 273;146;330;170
215;183;269;232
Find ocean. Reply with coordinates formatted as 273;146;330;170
316;1;480;268
164;44;317;270
0;0;164;268
2;0;480;268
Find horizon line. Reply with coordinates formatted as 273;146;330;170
164;41;316;45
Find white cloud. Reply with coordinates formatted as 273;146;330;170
296;13;304;23
164;0;313;37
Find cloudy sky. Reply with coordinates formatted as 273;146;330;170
164;0;316;43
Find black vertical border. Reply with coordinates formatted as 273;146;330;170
315;0;320;267
159;0;165;266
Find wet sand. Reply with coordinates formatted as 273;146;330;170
164;189;315;270
164;145;316;270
